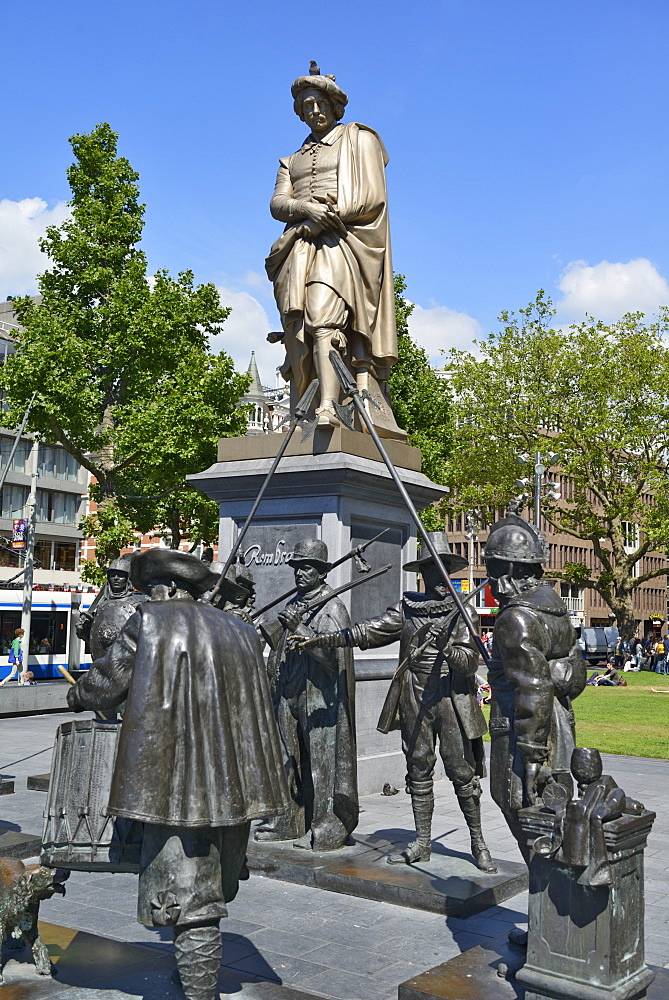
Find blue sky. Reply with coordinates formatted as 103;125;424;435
2;0;668;382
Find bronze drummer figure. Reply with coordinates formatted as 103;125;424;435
67;549;289;1000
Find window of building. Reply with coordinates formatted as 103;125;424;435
36;490;78;525
0;485;28;519
560;582;585;612
53;542;76;571
38;445;79;481
34;539;53;570
621;521;639;550
0;437;31;473
0;540;19;567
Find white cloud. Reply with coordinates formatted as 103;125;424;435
0;198;70;300
408;303;483;364
211;286;285;386
557;258;669;322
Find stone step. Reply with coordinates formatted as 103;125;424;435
246;836;527;918
0;829;42;859
27;771;51;791
398;935;669;1000
0;777;14;795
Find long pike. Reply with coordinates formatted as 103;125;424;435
206;378;319;606
328;350;490;666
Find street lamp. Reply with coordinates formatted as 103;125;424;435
464;510;480;595
516;451;561;528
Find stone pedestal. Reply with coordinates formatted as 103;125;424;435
515;806;656;1000
188;428;448;795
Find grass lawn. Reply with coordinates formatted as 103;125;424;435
481;670;669;759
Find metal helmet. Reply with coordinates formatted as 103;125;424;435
482;513;549;565
107;553;134;577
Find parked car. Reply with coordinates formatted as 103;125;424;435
579;625;619;665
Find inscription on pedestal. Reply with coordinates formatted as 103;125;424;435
237;523;318;612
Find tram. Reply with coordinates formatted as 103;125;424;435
0;589;94;680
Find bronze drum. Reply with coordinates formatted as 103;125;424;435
41;718;143;873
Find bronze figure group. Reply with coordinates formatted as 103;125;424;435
18;62;654;1000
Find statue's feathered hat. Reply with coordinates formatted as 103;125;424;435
291;61;348;109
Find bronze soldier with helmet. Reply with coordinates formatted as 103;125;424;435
482;511;587;862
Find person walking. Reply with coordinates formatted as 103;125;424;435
0;628;25;686
655;637;665;674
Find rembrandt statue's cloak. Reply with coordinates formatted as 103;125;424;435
266;122;397;394
72;601;290;828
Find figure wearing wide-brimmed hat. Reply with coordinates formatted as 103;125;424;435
67;548;289;1000
254;537;357;851
482;511;586;864
266;62;404;437
300;530;497;872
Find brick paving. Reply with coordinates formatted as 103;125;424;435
1;711;667;1000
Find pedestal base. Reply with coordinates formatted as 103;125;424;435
27;772;50;791
398;937;668;1000
247;835;527;917
0;829;41;859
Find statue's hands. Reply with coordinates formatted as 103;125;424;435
287;634;320;651
524;761;553;806
66;683;85;713
301;197;347;236
277;606;304;631
524;762;542;805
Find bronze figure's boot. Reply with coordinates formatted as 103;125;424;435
387;779;434;864
457;781;498;874
173;921;222;1000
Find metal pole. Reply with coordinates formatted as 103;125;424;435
328;351;490;665
468;533;476;595
19;449;38;678
534;452;545;529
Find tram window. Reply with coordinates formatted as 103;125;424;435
0;611;21;654
29;612;68;655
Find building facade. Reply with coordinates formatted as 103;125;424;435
446;494;668;637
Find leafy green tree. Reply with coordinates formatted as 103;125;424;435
389;275;452;529
445;291;669;632
3;123;249;571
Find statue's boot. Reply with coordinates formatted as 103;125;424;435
387;779;433;865
254;815;298;842
293;830;313;850
508;927;528;949
457;785;498;874
313;328;342;425
173;920;221;1000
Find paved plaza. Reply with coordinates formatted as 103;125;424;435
1;711;668;1000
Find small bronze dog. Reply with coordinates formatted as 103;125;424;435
0;858;68;983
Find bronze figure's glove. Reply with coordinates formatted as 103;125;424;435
292;629;351;651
